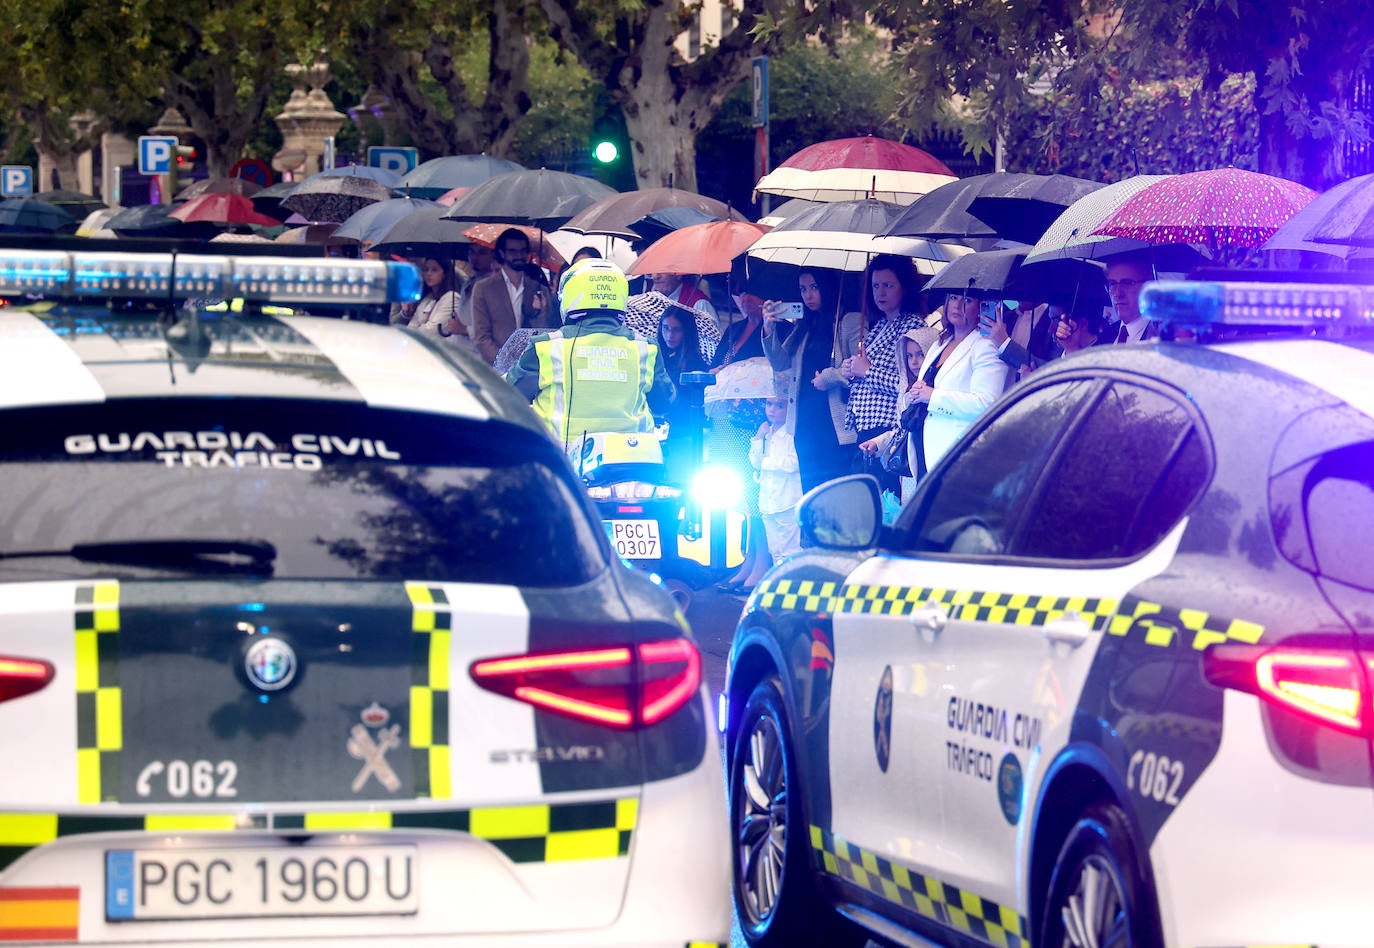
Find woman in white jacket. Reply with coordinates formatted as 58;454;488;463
905;293;1006;477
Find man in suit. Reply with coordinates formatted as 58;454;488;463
1102;252;1159;344
471;228;559;364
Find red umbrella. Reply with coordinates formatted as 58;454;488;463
462;222;566;270
169;193;282;227
1091;167;1317;251
625;221;770;276
754;135;957;204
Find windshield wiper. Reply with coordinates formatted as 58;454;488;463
0;539;277;575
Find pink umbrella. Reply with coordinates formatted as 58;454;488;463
169;193;282;227
1091;167;1317;252
625;221;770;276
754;135;957;204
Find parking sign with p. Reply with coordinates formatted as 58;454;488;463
1;166;32;197
138;136;178;176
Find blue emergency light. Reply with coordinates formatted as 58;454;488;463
0;249;422;305
1143;279;1374;333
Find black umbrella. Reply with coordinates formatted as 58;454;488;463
106;203;213;239
251;180;298;220
626;206;719;248
175;177;262;201
369;205;473;259
282;175;399;223
883;175;1005;240
34;189;107;217
396;155;527;200
442;169;617;230
965;174;1106;245
0;197;78;234
923;247;1109;308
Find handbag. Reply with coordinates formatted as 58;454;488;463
882;428;912;477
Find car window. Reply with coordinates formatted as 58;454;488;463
1273;442;1374;591
0;399;607;585
902;379;1096;555
1015;382;1209;560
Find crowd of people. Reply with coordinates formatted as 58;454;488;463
389;231;1159;593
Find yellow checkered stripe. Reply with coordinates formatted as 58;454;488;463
406;583;453;799
811;826;1025;948
0;798;638;871
74;581;121;804
1107;599;1265;650
756;581;1266;650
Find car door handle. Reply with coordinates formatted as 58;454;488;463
1043;611;1092;649
909;603;947;642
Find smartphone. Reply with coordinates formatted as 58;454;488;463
978;300;998;335
779;302;805;320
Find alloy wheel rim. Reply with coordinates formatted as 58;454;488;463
1059;853;1130;948
736;711;788;925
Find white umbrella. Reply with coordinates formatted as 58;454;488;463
743;228;959;274
546;230;638;272
1024;175;1176;263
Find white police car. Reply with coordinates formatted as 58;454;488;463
0;245;730;946
723;273;1374;948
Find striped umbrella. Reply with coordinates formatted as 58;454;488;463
1024;175;1175;263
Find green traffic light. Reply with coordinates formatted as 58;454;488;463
593;141;619;164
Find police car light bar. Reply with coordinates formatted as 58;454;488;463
1142;279;1374;333
0;249;421;305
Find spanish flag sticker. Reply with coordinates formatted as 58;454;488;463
0;887;79;942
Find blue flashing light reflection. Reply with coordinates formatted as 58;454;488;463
239;603;265;612
258;695;270;704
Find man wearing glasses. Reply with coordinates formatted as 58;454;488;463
1103;251;1159;344
472;227;559;364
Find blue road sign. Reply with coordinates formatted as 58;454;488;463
752;56;769;129
368;147;419;175
1;165;33;197
139;136;178;176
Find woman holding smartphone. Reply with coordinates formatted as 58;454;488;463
762;269;864;491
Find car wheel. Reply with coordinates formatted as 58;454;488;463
731;677;858;948
664;578;692;613
1041;803;1159;948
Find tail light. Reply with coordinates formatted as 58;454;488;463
470;639;701;728
0;656;56;704
1203;644;1372;733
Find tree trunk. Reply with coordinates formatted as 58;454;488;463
621;81;710;191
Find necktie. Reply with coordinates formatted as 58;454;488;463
1116;323;1130;344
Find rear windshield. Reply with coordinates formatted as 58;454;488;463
0;398;606;585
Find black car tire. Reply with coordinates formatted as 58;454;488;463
730;677;860;948
1040;803;1159;948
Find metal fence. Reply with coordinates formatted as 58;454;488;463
1347;71;1374;177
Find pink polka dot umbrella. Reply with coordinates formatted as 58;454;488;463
1090;167;1317;252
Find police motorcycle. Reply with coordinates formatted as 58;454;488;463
525;263;748;611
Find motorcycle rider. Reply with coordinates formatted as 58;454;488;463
506;258;675;449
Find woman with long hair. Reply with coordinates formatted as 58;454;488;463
657;306;709;380
396;257;466;344
762;268;864;492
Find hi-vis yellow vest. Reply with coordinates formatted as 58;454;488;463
531;327;657;443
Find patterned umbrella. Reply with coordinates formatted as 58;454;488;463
703;356;774;404
625;221;769;276
754;136;957;204
312;165;403;187
623;291;721;360
0;197;77;234
174;177;262;201
1024;175;1176;263
563;188;749;239
333;197;442;246
1092;168;1317;251
169;193;282;227
282;175;400;223
397;155;527;200
462;223;566;270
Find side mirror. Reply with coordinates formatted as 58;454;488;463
798;474;882;550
